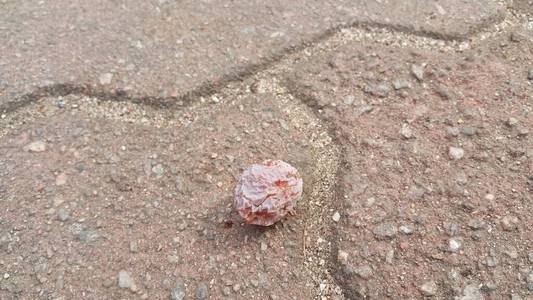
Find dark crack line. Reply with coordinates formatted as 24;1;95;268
283;77;364;300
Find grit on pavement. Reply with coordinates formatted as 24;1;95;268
0;1;532;299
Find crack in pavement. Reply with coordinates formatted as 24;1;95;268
0;2;530;298
1;0;527;116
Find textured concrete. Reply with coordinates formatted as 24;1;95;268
2;0;531;298
0;0;502;107
286;37;532;299
514;0;533;14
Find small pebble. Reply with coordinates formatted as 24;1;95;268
507;117;519;127
467;219;485;230
446;126;460;137
354;265;373;279
152;164;165;177
260;242;268;252
511;294;523;300
373;223;397;239
411;64;425;81
26;141;47;152
482;281;497;292
435;85;453;100
449;147;464;160
195;282;208;300
102;278;114;288
501;215;519;231
460;127;477;136
343;95;355;105
57;209;70;222
399;225;414;235
484;194;495;201
170;280;186;300
338;250;349;264
250;279;259;288
130;241;139;253
484;256;498;267
400;124;414;139
517;127;529;136
526;272;533;284
393;79;412;90
461;283;483;300
449;238;462;252
419;280;437;296
55;173;67;186
332;211;341;222
504;247;518;259
118;270;136;290
56;99;66;108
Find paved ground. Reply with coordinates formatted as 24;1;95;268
0;0;532;299
286;33;532;299
0;0;502;106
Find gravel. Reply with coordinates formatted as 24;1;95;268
337;250;349;264
260;241;268;251
332;211;341;222
501;215;519;231
399;225;414;235
365;83;391;97
511;294;524;300
372;223;397;239
449;147;465;160
25;141;47;152
484;256;498;267
353;265;373;279
411;64;425;81
170;280;186;300
460;126;477;136
195;282;209;300
392;79;412;90
1;5;531;298
129;241;139;253
443;223;459;236
507;117;519;127
152;164;165;177
435;85;454;100
446;126;460;137
57;208;70;222
467;219;485;230
459;284;483;300
118;270;135;290
399;124;414;139
448;238;462;252
343;95;355;105
419;280;437;296
223;286;231;296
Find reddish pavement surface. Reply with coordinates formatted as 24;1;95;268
1;0;502;106
0;0;532;299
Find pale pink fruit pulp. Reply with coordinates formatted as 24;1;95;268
235;160;303;226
